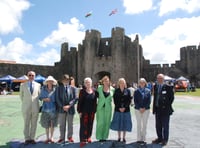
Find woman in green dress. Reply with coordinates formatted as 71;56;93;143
96;76;115;142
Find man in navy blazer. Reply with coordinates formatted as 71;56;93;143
55;74;78;143
152;73;174;146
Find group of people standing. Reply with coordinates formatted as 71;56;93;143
19;71;174;147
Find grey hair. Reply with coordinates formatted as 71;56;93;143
139;78;147;86
117;78;127;88
84;77;92;85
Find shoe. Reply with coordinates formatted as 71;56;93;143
57;139;64;143
80;142;86;147
139;141;146;145
87;137;92;143
44;139;50;144
123;138;126;143
50;139;55;143
30;139;36;144
47;139;55;143
99;139;106;142
117;138;121;142
142;141;147;145
161;140;168;146
152;138;162;144
68;137;74;143
24;140;30;145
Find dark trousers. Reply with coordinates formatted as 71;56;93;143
155;113;170;142
79;112;95;142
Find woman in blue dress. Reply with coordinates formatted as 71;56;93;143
110;78;132;143
39;76;58;144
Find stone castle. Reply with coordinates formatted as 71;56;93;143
0;27;200;86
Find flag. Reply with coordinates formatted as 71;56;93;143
109;8;118;16
85;11;92;18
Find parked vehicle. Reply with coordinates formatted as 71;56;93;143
175;80;188;92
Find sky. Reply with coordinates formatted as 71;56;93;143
0;0;200;66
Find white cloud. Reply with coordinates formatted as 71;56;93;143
136;16;200;64
0;37;60;65
39;17;85;48
35;48;60;66
122;0;153;14
159;0;200;16
0;37;32;63
0;0;30;34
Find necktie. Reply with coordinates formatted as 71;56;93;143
158;84;162;93
156;84;161;106
66;86;70;99
30;82;33;94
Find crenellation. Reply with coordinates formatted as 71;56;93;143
162;64;169;68
0;27;200;87
61;42;69;58
85;29;101;39
186;45;197;50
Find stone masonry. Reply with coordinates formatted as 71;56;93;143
0;27;200;87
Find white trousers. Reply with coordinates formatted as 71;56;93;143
135;109;150;141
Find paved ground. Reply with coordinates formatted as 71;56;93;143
10;95;200;148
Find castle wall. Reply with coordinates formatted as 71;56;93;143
0;63;55;78
75;27;142;85
179;45;200;74
1;27;200;87
54;43;78;81
110;27;126;83
77;29;101;84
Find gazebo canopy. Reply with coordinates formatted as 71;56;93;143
12;75;28;83
164;75;174;81
176;76;188;81
35;74;46;83
0;75;16;83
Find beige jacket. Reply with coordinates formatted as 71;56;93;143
20;81;41;113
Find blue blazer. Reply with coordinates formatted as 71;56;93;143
55;83;78;115
134;87;151;110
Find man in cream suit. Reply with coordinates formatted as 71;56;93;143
20;71;41;145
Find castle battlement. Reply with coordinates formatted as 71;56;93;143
1;27;200;87
181;45;200;51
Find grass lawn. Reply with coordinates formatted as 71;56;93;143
0;96;43;147
0;95;80;147
175;88;200;96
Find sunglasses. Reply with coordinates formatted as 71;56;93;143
28;75;35;77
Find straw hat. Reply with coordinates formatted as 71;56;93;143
43;76;57;85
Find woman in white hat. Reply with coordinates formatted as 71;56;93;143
39;75;58;144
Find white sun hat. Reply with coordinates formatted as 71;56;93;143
43;75;57;85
